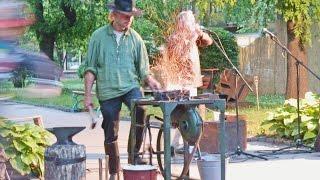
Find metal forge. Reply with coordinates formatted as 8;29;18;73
129;91;227;180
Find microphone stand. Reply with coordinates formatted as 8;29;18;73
264;32;320;154
204;29;268;160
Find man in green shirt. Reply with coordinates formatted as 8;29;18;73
83;0;161;179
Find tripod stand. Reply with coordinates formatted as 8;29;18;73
228;69;268;160
264;32;320;154
203;28;267;160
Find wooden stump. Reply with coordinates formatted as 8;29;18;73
45;145;86;180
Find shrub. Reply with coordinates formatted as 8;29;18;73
199;27;239;73
0;120;53;177
261;92;320;145
77;61;86;79
10;66;33;88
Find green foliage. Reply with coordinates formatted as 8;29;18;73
261;92;320;145
10;66;33;88
0;120;54;177
224;0;277;33
135;0;188;46
26;0;107;55
77;62;86;79
223;0;320;44
247;0;320;45
195;0;236;26
199;27;239;73
275;0;319;45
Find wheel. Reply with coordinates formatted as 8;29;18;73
156;125;187;179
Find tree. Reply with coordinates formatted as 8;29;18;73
225;0;320;98
26;0;106;61
276;0;319;98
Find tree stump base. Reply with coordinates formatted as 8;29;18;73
45;145;86;180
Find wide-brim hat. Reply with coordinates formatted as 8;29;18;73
107;0;142;16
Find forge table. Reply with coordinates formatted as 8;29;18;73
129;98;227;180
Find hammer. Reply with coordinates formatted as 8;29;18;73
88;105;98;129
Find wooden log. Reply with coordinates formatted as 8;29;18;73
45;145;86;180
32;116;43;127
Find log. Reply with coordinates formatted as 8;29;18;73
45;127;86;180
45;145;86;180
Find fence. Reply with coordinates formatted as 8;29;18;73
237;20;320;95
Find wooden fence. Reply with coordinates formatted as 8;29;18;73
237;21;320;95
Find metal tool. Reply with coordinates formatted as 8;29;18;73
88;105;98;129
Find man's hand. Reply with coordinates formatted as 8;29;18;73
84;94;93;110
145;75;162;91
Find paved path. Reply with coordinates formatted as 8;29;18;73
1;101;320;180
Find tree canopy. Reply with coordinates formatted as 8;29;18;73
24;0;320;97
223;0;320;98
26;0;106;60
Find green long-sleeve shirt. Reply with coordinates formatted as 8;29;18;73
84;24;150;101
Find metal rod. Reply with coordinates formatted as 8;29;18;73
254;76;260;110
105;155;109;180
99;158;103;180
204;29;253;92
296;62;301;141
159;102;177;180
130;100;137;164
219;109;226;180
163;106;172;180
264;29;317;153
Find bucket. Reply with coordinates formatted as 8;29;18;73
197;154;228;180
123;165;158;180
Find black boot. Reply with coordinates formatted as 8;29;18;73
104;141;120;175
127;106;148;165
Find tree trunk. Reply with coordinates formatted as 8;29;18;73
39;33;56;61
286;20;309;99
45;145;86;180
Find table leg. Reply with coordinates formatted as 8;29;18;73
160;102;177;180
219;110;226;180
130;100;137;164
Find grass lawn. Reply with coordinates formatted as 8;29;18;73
0;79;284;137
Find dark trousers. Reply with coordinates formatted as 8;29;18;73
99;88;146;173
